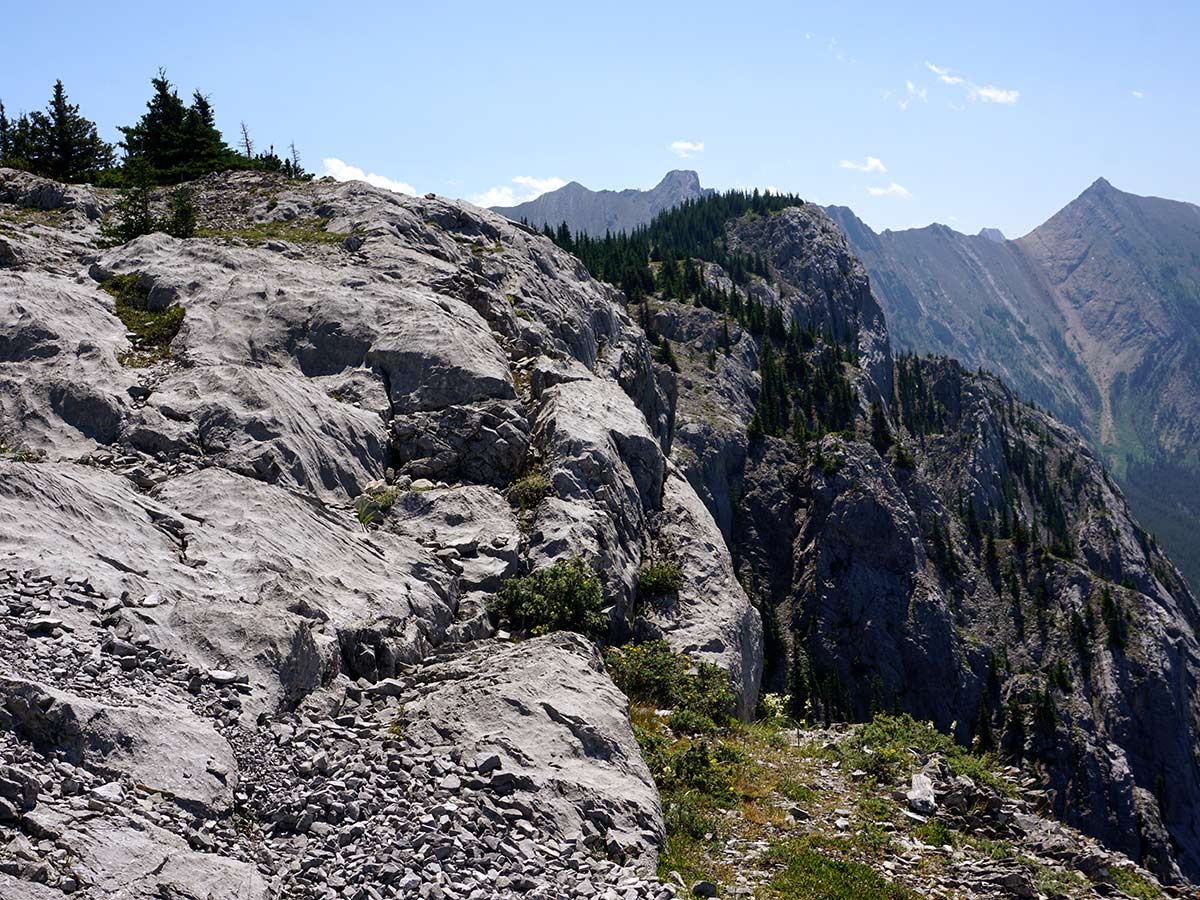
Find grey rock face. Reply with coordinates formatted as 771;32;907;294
491;170;713;236
0;169;761;897
401;632;664;867
640;469;762;719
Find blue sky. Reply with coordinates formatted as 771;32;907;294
3;1;1196;236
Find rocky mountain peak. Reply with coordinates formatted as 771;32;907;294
492;169;712;236
655;169;702;192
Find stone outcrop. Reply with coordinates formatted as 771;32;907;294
0;167;761;898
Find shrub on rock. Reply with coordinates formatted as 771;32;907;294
489;557;606;638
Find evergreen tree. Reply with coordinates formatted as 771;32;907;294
0;100;11;162
120;72;239;183
40;80;114;181
870;401;893;455
100;158;156;245
0;81;113;182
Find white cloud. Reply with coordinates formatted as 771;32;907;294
1131;89;1145;99
899;80;928;110
468;175;567;208
971;84;1020;104
322;158;416;195
924;61;965;86
867;182;912;199
924;61;1019;105
669;140;705;158
840;156;887;173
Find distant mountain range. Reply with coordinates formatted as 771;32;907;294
491;169;712;235
830;178;1200;590
495;171;1200;589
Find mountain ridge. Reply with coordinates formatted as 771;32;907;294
491;169;713;235
827;178;1200;591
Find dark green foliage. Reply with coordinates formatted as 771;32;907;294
636;729;744;801
119;72;239;184
1049;659;1073;693
750;339;789;437
489;557;606;638
604;640;735;725
842;714;1008;792
547;189;804;299
162;188;196;238
636;560;684;597
507;470;553;511
117;71;311;185
0;81;114;182
1100;586;1127;648
100;162;196;245
99;159;156;245
870;401;893;454
891;443;916;469
657;338;680;372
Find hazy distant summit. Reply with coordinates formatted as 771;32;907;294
491;170;713;236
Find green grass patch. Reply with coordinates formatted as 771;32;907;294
778;779;817;804
765;838;919;899
840;714;1010;793
1030;863;1083;896
914;821;956;847
1110;867;1165;900
0;437;44;463
196;217;347;246
100;273;185;367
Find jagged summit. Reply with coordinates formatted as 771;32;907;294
491;168;712;236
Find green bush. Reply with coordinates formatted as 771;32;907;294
508;470;553;511
162;188;196;238
669;708;718;735
635;727;742;801
489;557;606;638
605;640;734;725
636;559;684;597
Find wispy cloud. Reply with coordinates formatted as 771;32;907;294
867;183;912;199
899;80;927;110
924;61;964;86
970;85;1019;104
1131;89;1145;99
923;61;1019;105
322;158;416;195
669;140;705;158
468;175;567;208
840;156;887;174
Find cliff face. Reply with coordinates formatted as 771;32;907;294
0;167;758;899
827;181;1200;594
652;203;1200;883
491;170;713;236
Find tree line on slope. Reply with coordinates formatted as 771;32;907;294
0;72;311;186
